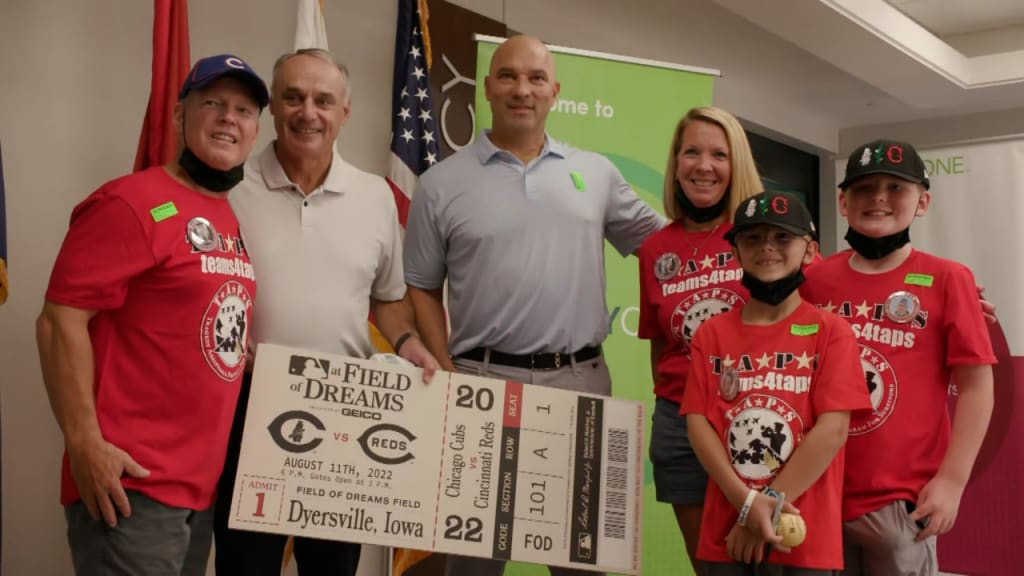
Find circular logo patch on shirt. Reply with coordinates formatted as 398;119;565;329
654;252;682;282
851;344;898;436
883;290;921;324
669;287;743;351
201;280;253;381
724;394;803;483
187;217;219;253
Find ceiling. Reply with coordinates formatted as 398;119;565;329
713;0;1024;126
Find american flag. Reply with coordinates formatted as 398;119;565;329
386;0;441;226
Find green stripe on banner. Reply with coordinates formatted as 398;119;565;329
476;37;715;576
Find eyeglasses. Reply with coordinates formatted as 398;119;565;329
733;230;803;249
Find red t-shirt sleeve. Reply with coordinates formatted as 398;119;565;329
637;242;660;340
812;314;872;415
942;265;996;367
680;329;710;416
46;194;156;310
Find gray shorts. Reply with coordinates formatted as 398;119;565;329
65;490;213;576
842;500;936;576
650;397;708;505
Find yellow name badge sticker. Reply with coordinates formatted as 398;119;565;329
790;323;819;336
150;201;179;222
570;171;585;191
904;273;934;287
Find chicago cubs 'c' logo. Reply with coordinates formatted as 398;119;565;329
670;288;743;351
851;345;898;435
268;410;326;453
200;280;252;381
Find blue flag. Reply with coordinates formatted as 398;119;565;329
0;140;7;305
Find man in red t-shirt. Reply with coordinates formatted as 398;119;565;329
36;54;267;575
802;140;995;576
682;191;871;574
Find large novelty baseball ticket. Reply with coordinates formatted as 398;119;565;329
229;343;643;574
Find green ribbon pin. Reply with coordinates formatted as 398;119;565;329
570;171;585;191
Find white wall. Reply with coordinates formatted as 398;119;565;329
0;0;992;573
839;106;1024;153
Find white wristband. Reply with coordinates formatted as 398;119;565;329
737;489;757;527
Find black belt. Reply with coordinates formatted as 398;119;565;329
457;346;601;370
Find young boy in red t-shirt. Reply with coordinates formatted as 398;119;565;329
801;140;995;575
682;191;871;574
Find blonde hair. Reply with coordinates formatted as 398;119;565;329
663;106;762;222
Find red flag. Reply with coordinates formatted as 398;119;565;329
134;0;190;171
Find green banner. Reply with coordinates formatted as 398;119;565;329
475;36;716;576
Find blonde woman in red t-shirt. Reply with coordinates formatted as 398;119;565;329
637;106;763;571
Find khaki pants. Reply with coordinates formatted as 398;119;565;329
842;500;937;576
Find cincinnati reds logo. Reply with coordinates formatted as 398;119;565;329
669;288;743;352
886;145;904;164
200;280;252;381
771;196;789;214
851;344;898;435
725;394;804;484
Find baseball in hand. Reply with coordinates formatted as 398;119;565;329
776;513;806;547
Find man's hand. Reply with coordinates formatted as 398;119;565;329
398;335;440;384
67;435;149;527
911;474;965;541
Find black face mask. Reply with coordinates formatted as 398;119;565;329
845;227;910;260
742;267;806;306
675;182;728;223
179;146;244;192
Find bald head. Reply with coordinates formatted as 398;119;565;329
484;35;560;145
488;35;557;80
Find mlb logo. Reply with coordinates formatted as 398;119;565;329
288;355;330;379
577;533;592;559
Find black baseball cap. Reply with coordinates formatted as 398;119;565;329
178;54;269;109
839;139;929;190
725;191;816;244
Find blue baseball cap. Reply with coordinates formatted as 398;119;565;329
178;54;269;109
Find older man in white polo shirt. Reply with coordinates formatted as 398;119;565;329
214;48;439;576
404;34;664;576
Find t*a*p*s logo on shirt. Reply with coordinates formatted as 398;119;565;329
850;344;898;436
724;394;804;485
200;279;253;381
670;287;743;350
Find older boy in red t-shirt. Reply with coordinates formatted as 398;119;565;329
802;140;995;575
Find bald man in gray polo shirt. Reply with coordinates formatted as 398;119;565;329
404;35;664;576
